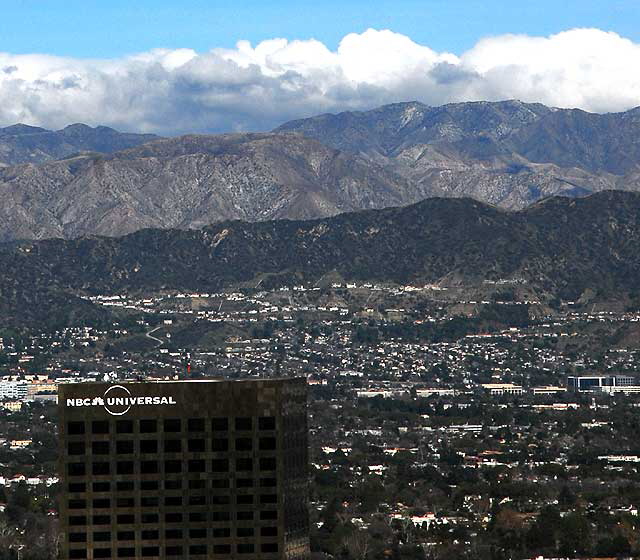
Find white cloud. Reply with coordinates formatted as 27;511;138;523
0;28;639;134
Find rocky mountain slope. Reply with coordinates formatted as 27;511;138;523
275;100;640;208
3;190;640;326
0;123;158;167
2;100;640;241
0;133;413;241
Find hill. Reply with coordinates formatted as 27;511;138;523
2;190;640;327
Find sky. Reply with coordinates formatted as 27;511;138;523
0;0;639;134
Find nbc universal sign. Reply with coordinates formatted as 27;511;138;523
65;384;176;416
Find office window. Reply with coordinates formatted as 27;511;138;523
188;479;205;490
260;510;278;520
92;482;110;492
92;498;110;509
141;513;159;524
211;479;229;489
189;545;207;555
188;418;205;432
116;514;135;524
211;495;230;505
213;545;231;554
165;496;182;506
164;479;182;490
235;417;252;431
93;532;111;542
164;418;181;432
260;457;276;470
211;418;228;431
188;438;205;452
69;483;86;493
262;543;279;553
139;419;157;433
69;516;87;526
189;495;207;506
92;462;110;476
141;547;160;557
117;531;135;541
259;416;276;430
260;437;276;451
140;480;159;491
93;515;111;525
116;497;135;508
211;511;230;522
116;440;134;454
165;512;183;523
69;550;87;559
68;499;86;509
237;478;253;488
140;461;158;474
237;527;254;537
261;526;278;537
260;477;277;488
165;546;183;556
69;533;87;543
165;459;182;474
140;439;158;453
212;528;230;538
238;544;255;554
236;458;253;471
68;463;86;477
68;441;85;455
67;421;85;435
189;528;207;539
117;548;135;558
164;439;181;452
188;459;205;473
141;496;159;507
117;461;134;475
261;494;277;504
92;421;109;434
141;530;159;540
116;420;134;433
237;511;253;521
94;550;111;559
211;459;229;472
235;437;252;451
211;438;228;452
116;481;134;492
237;494;253;505
189;512;206;522
165;529;182;539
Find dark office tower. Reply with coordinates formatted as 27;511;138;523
58;378;309;560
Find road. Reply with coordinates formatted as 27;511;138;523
145;325;164;348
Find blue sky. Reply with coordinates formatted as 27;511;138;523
1;0;638;57
0;1;639;133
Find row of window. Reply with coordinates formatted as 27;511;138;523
67;436;276;455
68;510;277;526
67;417;276;436
68;456;276;477
69;526;277;541
68;543;278;558
68;494;278;509
68;477;276;494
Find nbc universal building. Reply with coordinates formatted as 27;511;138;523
58;378;309;560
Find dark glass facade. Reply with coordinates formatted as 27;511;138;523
58;378;309;560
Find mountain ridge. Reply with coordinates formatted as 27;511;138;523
2;100;640;241
2;190;640;327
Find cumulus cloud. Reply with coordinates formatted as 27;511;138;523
0;28;639;134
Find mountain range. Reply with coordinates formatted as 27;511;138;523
2;190;640;327
1;100;640;241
